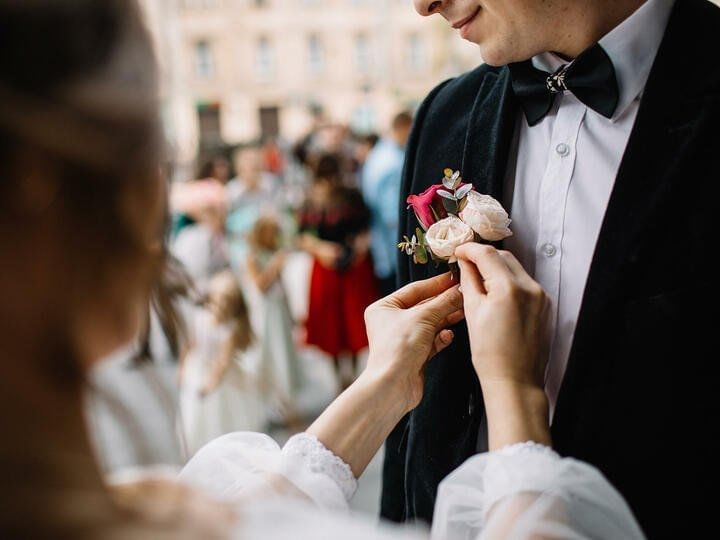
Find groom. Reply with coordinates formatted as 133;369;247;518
382;0;720;537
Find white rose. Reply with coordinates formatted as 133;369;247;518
459;191;513;242
425;216;475;263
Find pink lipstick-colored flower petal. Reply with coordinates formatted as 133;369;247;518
407;184;448;230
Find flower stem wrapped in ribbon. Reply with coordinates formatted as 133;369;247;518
399;169;512;275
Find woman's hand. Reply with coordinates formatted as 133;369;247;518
306;273;463;477
455;244;552;450
364;272;465;414
267;250;287;278
314;238;343;269
297;234;342;269
352;232;371;261
199;376;220;398
456;244;550;390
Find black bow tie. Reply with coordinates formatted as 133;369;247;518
508;44;620;127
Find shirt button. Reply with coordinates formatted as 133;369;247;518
555;143;570;157
542;243;557;257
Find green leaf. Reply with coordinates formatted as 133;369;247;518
437;189;456;201
414;245;429;264
456;184;473;199
450;170;462;189
429;205;441;224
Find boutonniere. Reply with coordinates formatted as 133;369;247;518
399;169;512;274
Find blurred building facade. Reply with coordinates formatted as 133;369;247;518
140;0;480;174
140;0;720;176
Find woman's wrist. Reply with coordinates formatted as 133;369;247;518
356;364;413;419
480;379;551;451
306;364;409;477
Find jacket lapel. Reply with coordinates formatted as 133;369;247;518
553;0;713;431
461;67;518;202
415;67;518;283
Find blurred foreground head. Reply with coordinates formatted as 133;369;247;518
0;2;171;533
0;0;164;372
0;3;243;538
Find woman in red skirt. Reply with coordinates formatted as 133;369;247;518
298;154;378;391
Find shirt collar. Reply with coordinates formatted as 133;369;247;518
532;0;675;122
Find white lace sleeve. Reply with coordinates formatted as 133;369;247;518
431;442;646;540
282;433;358;501
178;432;356;511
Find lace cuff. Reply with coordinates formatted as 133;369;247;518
282;433;358;501
495;440;560;460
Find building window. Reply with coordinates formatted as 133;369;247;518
307;34;325;75
354;34;371;75
255;36;275;81
194;40;215;78
406;33;428;72
259;106;281;138
197;102;222;149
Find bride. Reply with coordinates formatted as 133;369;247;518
0;1;643;538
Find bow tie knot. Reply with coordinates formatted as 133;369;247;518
509;44;620;127
546;65;569;94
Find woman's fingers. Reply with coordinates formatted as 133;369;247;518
458;259;486;298
427;329;455;359
442;308;466;328
418;285;464;326
388;272;455;309
431;307;465;335
455;244;515;292
497;250;538;288
496;250;526;278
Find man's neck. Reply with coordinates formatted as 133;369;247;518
548;0;648;59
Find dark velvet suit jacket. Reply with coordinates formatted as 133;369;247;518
381;1;720;537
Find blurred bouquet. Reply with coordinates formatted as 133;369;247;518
399;169;512;271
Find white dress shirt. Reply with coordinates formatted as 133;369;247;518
503;0;675;417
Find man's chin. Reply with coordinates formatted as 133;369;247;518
476;42;529;67
475;44;510;67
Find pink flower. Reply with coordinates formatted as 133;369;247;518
406;184;448;230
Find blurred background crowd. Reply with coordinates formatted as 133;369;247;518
84;0;480;516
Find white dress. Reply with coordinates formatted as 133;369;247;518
171;224;229;293
179;310;266;456
252;250;302;404
173;432;646;539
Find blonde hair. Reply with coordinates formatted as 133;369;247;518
208;271;254;354
248;215;281;252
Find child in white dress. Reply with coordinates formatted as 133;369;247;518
179;271;266;456
246;216;302;416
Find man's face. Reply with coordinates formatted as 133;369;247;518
234;148;262;183
413;0;556;66
394;124;412;148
